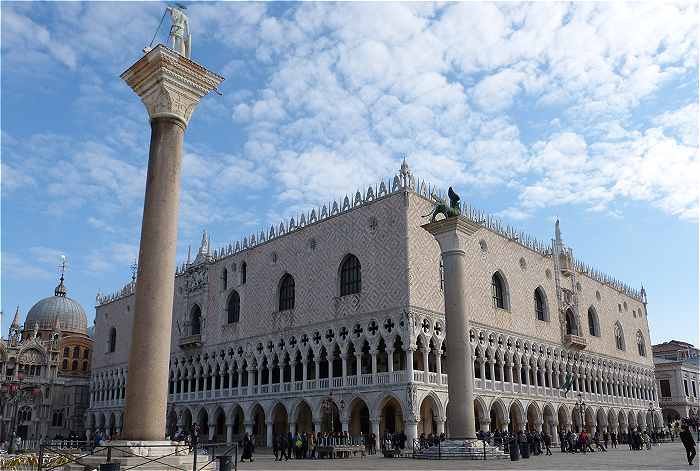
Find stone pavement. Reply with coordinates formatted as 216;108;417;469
233;442;695;470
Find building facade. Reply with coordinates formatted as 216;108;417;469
653;340;699;424
0;275;93;444
88;164;660;446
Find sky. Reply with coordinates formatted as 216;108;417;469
1;2;698;346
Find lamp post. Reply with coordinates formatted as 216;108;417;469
577;393;586;432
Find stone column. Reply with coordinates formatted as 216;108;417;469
370;418;380;449
226;423;233;443
355;353;362;377
266;421;273;447
406;348;414;380
290;361;296;384
370;349;378;376
422;217;480;439
386;349;394;373
302;358;308;389
405;420;418;445
436;351;442;385
120;45;223;441
341;353;348;381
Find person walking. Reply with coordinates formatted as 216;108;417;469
240;433;254;462
611;431;618;448
544;432;552;456
680;425;696;466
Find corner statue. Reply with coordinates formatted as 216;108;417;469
425;186;461;222
167;5;191;58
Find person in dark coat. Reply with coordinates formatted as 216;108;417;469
287;432;294;460
543;432;552;455
680;425;696;466
240;433;254;462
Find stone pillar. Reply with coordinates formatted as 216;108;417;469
266;421;273;447
290;361;296;384
406;348;414;379
405;420;418;444
355;353;362;377
248;368;255;388
120;45;223;441
315;359;321;381
226;423;233;443
313;420;321;433
387;349;394;373
370;418;380;449
422;217;480;439
341;420;349;433
341;353;348;381
479;419;490;433
436;351;442;385
370;349;378;376
328;355;334;380
302;357;308;388
422;348;430;380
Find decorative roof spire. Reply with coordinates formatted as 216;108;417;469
399;153;411;178
555;218;561;243
55;255;67;297
640;284;647;304
199;229;209;256
11;306;20;327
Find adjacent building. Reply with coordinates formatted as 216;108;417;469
653;340;699;425
88;163;660;446
0;274;93;443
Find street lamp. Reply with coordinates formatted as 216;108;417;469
576;393;586;432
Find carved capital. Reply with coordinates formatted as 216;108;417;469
121;45;223;126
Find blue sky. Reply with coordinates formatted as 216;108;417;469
1;2;697;345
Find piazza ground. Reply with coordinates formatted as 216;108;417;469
229;442;695;470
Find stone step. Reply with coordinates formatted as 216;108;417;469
413;440;509;460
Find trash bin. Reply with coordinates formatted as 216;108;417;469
520;442;530;459
217;455;232;471
99;463;121;471
509;441;520;461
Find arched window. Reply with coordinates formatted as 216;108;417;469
71;360;78;370
491;272;508;310
339;254;361;296
636;331;646;356
614;322;625;351
190;305;202;335
83;349;90;359
565;309;578;335
108;328;117;353
587;306;600;337
73;346;81;357
534;287;547;321
227;291;240;324
279;274;295;311
222;268;228;291
240;262;247;285
62;359;68;369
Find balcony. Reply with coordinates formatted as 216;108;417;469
179;333;202;349
564;334;587;350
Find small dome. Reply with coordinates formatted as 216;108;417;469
26;277;88;335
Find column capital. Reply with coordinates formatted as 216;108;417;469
121;45;224;126
421;216;481;254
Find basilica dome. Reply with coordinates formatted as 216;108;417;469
25;276;88;335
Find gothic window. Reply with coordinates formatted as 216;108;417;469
587;306;600;337
83;349;90;359
339;254;361;296
222;268;228;291
279;274;295;311
491;271;508;310
108;327;117;353
240;262;247;285
614;322;625;351
534;287;548;321
190;305;202;335
565;309;578;335
227;291;240;324
63;347;70;357
73;346;80;357
636;331;646;356
71;360;78;370
62;359;68;369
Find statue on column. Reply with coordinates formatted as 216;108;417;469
425;186;461;222
167;6;191;58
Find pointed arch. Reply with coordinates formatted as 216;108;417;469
278;273;295;311
534;286;548;321
587;306;600;337
614;322;625;351
227;290;240;324
491;271;510;310
190;304;202;335
565;308;578;335
339;254;362;296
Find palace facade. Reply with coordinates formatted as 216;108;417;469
88;163;660;446
653;340;699;424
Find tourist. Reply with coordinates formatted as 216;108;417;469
370;432;377;454
603;430;609;448
287;431;294;460
611;431;618;448
302;432;309;458
680;425;696;466
240;433;254;462
272;433;280;461
295;433;303;458
309;432;317;459
543;432;552;456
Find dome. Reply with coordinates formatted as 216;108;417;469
25;277;88;335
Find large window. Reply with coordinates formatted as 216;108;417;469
227;291;240;324
565;309;578;335
108;327;117;353
636;331;646;356
587;307;600;337
339;254;361;296
534;287;547;321
190;305;202;335
614;322;625;351
240;262;247;284
659;379;671;398
222;268;228;291
491;272;508;310
279;274;295;311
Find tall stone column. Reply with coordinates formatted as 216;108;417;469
120;45;223;441
422;217;480;439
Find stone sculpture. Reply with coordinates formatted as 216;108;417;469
425;186;461;222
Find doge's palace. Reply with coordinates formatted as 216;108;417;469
87;162;660;448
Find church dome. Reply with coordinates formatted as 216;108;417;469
25;276;88;335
